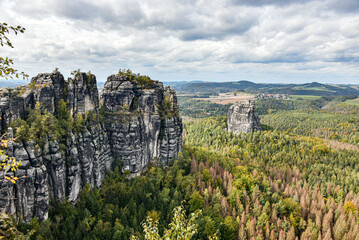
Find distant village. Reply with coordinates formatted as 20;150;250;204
256;93;290;100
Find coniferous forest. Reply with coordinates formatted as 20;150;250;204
12;95;359;240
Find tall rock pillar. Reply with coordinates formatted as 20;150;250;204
227;100;261;134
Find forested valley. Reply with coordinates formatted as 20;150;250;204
2;3;359;240
13;94;359;239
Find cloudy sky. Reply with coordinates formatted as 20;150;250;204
1;0;359;84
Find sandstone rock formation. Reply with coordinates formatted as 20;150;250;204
227;100;261;134
0;70;182;223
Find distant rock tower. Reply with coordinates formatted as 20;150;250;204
228;100;261;134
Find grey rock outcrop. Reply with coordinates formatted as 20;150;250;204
0;71;182;223
0;89;27;133
68;72;99;117
31;71;66;114
227;100;261;134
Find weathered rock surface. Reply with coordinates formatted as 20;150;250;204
68;72;99;117
227;100;261;134
0;71;182;223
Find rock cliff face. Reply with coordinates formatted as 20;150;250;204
227;100;261;134
0;71;182;223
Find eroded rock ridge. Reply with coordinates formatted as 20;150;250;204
0;71;182;222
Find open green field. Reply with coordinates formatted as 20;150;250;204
290;95;322;100
345;98;359;106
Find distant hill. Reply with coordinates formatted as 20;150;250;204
0;79;29;88
163;81;204;89
168;80;359;96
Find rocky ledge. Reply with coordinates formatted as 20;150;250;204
0;70;182;222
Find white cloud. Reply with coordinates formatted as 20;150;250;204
0;0;359;83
